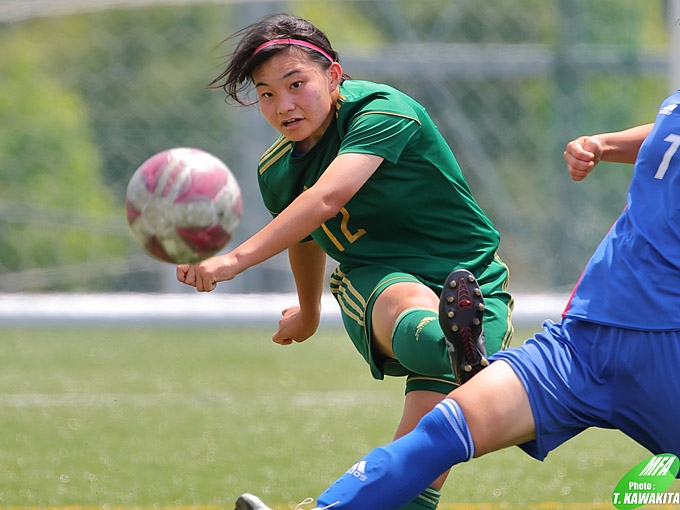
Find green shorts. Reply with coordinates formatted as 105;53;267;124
329;254;514;394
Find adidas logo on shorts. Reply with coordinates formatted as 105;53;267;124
346;460;367;482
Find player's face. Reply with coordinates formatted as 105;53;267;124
253;50;342;154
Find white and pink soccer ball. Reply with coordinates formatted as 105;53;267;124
125;147;242;264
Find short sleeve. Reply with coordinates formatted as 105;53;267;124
338;112;421;164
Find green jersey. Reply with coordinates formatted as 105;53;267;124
257;79;499;284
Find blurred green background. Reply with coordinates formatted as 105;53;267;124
0;0;676;293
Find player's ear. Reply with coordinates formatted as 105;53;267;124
327;61;343;89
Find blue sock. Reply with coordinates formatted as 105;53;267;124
316;399;474;510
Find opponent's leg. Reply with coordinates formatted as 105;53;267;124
235;399;474;510
313;361;533;509
234;360;534;510
315;398;474;510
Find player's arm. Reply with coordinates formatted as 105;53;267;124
271;239;327;345
178;152;384;291
564;123;653;181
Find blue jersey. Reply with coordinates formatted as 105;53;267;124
565;90;680;330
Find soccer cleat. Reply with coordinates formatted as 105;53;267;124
234;494;332;510
234;493;273;510
439;268;488;384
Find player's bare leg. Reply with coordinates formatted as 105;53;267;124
453;359;536;456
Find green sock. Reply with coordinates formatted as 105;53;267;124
396;486;442;510
391;307;450;376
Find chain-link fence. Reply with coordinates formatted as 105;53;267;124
0;0;676;293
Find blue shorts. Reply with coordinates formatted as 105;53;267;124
492;318;680;460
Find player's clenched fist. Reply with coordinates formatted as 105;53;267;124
176;262;218;292
563;135;603;182
176;253;240;292
177;264;201;290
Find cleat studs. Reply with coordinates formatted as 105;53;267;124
440;269;489;384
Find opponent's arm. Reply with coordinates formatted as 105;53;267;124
178;152;384;291
271;239;327;345
564;123;653;181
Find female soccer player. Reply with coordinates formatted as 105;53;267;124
236;90;680;509
176;14;514;509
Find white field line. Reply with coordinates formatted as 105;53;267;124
0;292;567;326
0;391;389;408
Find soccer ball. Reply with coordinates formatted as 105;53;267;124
125;147;242;264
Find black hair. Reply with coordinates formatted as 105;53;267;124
209;13;348;106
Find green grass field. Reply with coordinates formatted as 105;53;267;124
0;324;676;509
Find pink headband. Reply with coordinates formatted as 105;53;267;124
253;38;334;63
